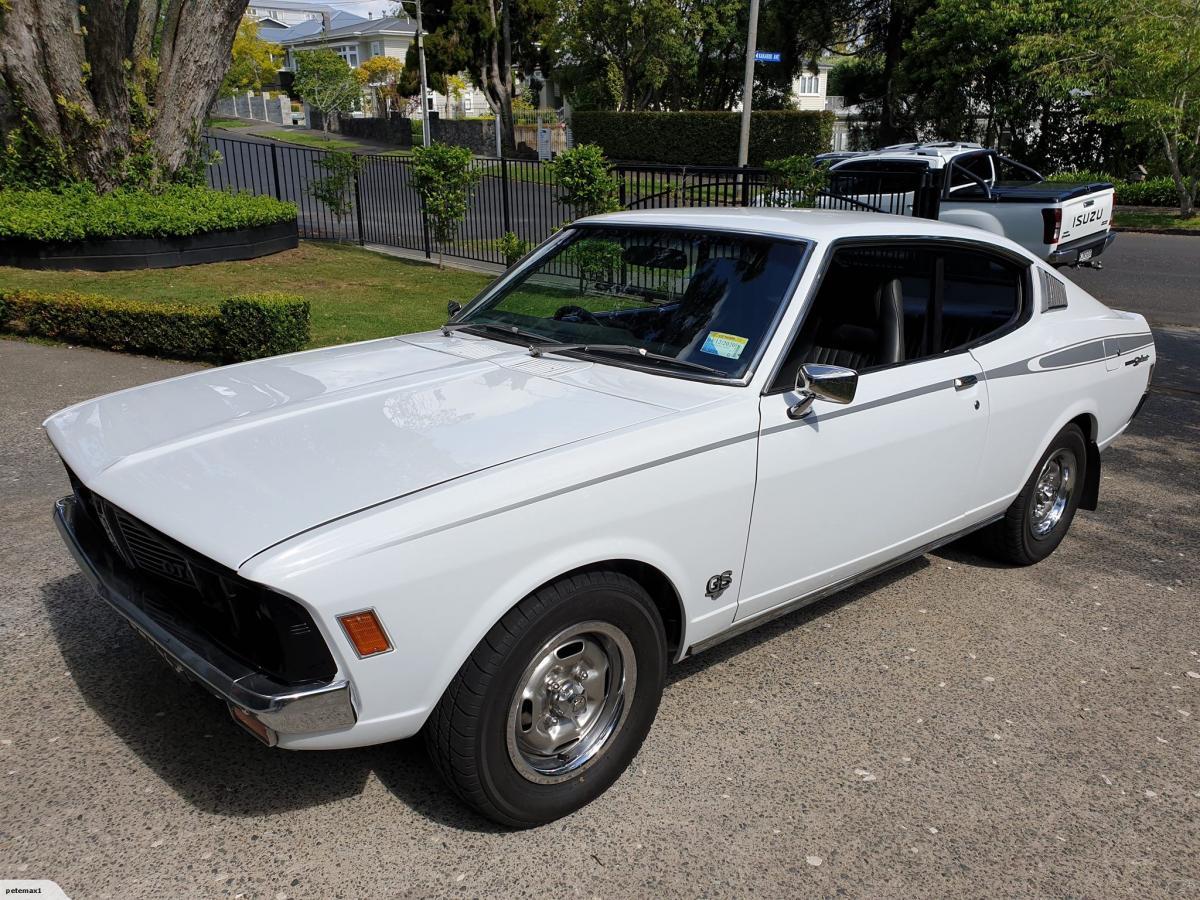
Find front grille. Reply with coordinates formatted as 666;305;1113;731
93;497;197;588
64;466;336;685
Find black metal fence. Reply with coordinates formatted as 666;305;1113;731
203;134;937;267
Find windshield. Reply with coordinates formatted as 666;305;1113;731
454;225;808;380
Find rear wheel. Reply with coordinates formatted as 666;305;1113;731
423;570;667;827
980;423;1087;565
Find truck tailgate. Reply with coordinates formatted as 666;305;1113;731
1058;187;1114;245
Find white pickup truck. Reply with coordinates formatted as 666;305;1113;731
816;143;1116;268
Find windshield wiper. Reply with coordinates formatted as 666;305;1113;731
442;321;550;344
527;342;726;377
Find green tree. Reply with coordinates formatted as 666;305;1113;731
1021;0;1200;215
355;55;406;116
293;50;361;134
309;151;362;222
223;18;283;97
414;0;557;156
410;142;482;267
550;143;621;220
552;0;851;113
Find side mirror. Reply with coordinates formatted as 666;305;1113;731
787;363;858;420
447;300;462;317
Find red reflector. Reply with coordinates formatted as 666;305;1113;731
1042;207;1062;245
229;705;274;745
338;609;391;657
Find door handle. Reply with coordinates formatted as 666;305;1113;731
954;374;978;389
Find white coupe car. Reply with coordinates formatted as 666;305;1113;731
48;209;1154;826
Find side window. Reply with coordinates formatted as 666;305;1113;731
770;245;935;391
939;249;1023;351
947;154;994;197
770;243;1025;392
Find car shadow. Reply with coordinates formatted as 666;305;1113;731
668;556;929;683
42;574;507;832
44;558;931;830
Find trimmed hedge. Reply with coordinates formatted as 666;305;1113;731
0;185;298;243
570;110;834;166
1047;171;1181;207
219;293;312;362
0;289;310;362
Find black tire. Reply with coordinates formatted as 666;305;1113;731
980;423;1088;565
423;569;667;827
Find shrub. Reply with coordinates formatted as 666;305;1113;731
763;154;828;207
0;290;220;358
309;151;361;222
219;293;311;362
0;184;297;243
492;231;534;267
570;110;834;166
410;142;481;267
0;289;309;362
1046;171;1179;207
550;144;621;220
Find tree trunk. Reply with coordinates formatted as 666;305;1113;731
1160;129;1195;217
0;0;247;188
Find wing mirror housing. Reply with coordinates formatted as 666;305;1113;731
788;363;858;420
447;300;462;317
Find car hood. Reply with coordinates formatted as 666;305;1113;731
45;335;690;569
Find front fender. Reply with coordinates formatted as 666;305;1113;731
242;406;758;749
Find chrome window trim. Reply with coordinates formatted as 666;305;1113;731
761;234;1034;396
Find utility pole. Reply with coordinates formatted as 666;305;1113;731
737;0;761;167
410;0;431;147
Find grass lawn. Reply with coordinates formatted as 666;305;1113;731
1115;209;1200;231
0;242;493;348
205;118;254;130
259;130;371;152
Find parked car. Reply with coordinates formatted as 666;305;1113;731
811;142;1116;268
48;209;1154;826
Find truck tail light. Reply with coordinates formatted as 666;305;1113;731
338;609;392;657
1042;208;1062;245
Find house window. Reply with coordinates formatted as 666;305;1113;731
332;44;359;67
370;41;383;57
795;74;820;95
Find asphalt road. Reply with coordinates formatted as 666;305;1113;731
2;250;1198;897
1068;232;1200;327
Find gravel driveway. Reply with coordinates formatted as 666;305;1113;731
1;313;1197;895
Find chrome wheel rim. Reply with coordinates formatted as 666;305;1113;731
506;621;636;784
1030;449;1077;538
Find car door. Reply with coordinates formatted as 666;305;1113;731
734;242;990;623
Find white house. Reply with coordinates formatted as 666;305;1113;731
790;60;833;112
246;1;337;28
275;13;491;120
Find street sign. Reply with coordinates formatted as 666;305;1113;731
754;51;781;63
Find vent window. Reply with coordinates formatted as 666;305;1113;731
1040;269;1068;312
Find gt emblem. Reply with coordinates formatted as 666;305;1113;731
705;570;733;598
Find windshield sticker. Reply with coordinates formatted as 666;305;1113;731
701;331;749;360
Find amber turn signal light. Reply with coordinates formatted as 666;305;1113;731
229;705;275;746
338;609;392;657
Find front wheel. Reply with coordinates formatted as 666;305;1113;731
423;570;667;827
980;423;1088;565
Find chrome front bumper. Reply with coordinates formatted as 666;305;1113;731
54;496;356;743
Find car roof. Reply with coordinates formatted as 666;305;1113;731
578;207;1034;260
